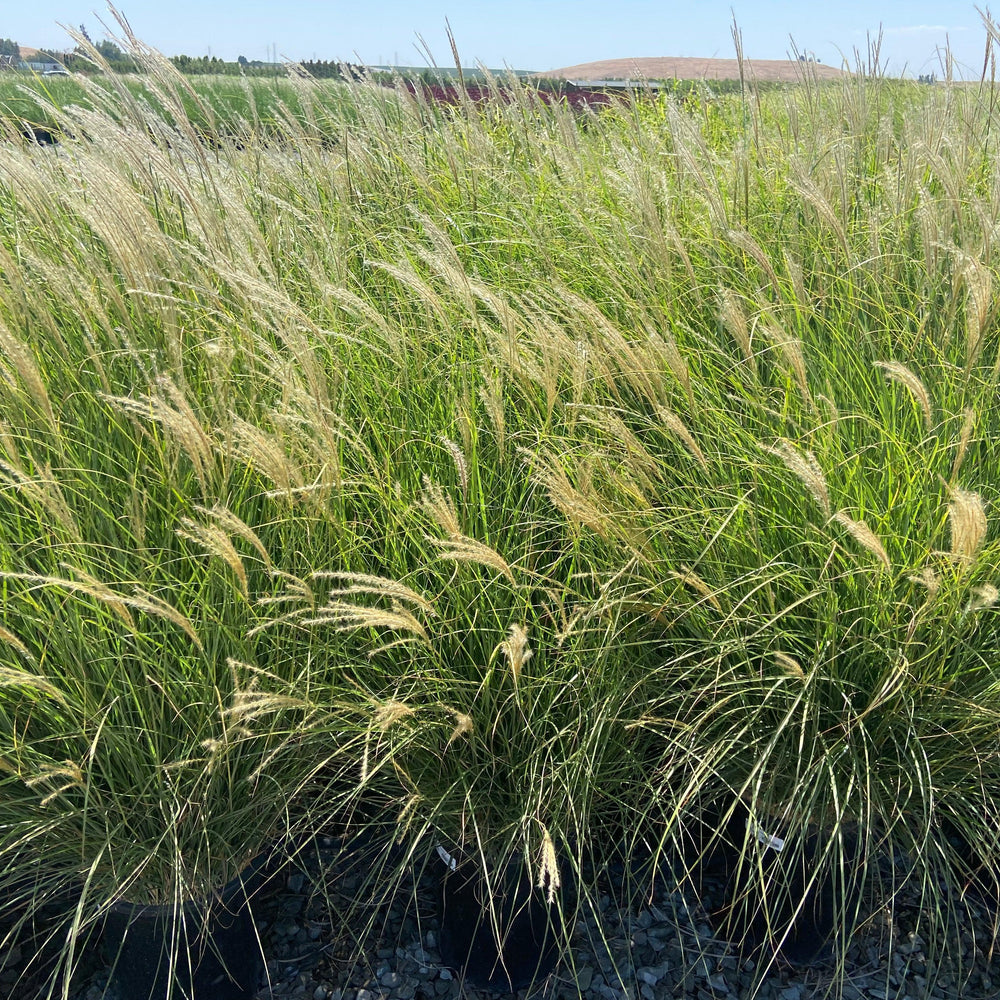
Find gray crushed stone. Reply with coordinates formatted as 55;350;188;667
10;835;999;1000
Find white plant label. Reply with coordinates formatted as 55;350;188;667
436;845;457;870
750;822;785;853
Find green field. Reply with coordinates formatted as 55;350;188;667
1;48;1000;998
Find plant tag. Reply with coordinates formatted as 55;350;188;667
436;845;457;870
750;822;785;853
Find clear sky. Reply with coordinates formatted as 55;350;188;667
2;1;988;78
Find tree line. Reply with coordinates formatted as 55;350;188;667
0;34;368;80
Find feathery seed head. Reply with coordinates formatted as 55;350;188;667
528;449;613;539
177;517;249;596
833;511;892;572
199;505;272;568
0;628;34;663
447;709;474;745
24;760;85;807
307;600;430;643
498;624;533;682
479;377;506;457
669;566;722;611
662;336;694;410
396;793;422;840
315;572;436;614
0;665;64;702
655;405;707;470
375;700;415;731
951;408;975;482
876;361;933;431
430;534;516;584
439;436;469;497
768;327;814;411
774;652;805;680
718;288;755;370
960;256;992;369
968;584;999;612
768;439;831;519
909;566;940;598
422;477;462;538
948;489;987;564
537;826;561;905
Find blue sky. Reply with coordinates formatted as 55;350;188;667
3;2;987;77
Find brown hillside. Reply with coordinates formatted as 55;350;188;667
543;56;847;83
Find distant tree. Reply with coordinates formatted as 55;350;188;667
67;36;138;73
0;38;19;58
237;55;248;66
301;59;343;79
95;40;126;61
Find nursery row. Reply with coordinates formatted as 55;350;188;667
2;16;1000;1000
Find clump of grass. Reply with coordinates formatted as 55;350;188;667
3;10;1000;997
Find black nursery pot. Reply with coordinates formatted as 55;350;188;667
0;866;96;998
102;857;272;1000
692;804;861;967
438;854;566;991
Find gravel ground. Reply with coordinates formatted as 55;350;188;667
5;834;998;1000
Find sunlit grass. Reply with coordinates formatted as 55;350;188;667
2;16;1000;998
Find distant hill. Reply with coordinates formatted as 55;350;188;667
542;56;847;83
